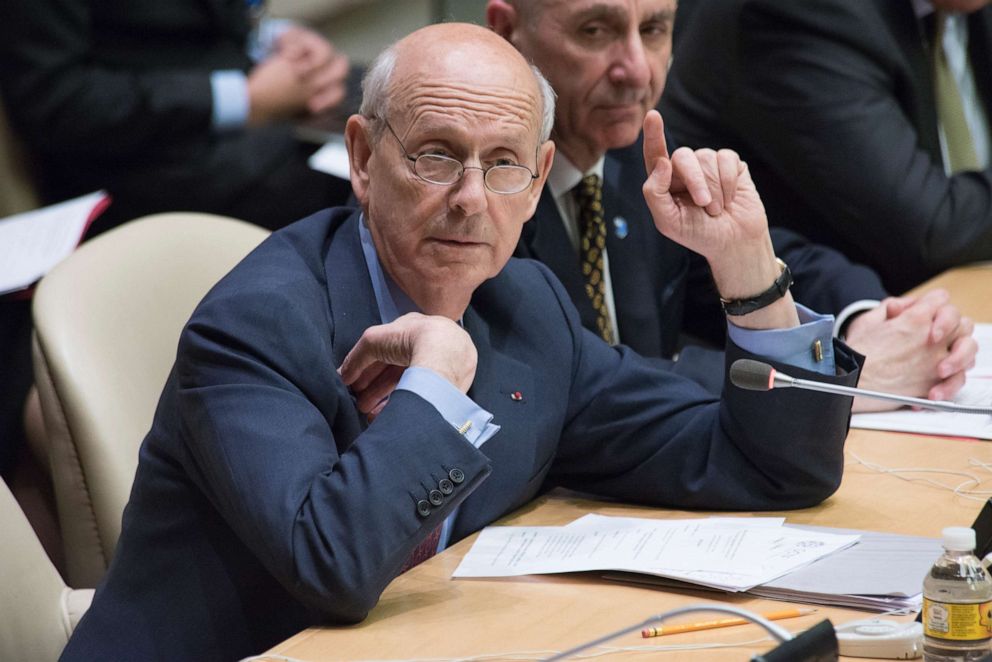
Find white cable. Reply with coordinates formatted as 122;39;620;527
543;603;794;661
238;605;794;662
847;450;992;502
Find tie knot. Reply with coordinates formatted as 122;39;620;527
576;174;602;202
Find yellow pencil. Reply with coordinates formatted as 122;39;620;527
641;607;817;638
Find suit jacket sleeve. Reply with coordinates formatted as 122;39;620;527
538;263;862;511
173;273;492;623
770;227;888;309
0;0;217;159
734;0;992;284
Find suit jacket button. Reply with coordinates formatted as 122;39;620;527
438;478;454;495
416;499;432;518
428;489;444;506
448;468;465;484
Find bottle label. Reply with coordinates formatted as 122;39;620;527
923;598;992;641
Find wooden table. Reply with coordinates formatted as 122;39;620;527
263;265;992;661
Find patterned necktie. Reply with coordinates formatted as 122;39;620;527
932;11;980;173
400;525;443;573
574;174;616;345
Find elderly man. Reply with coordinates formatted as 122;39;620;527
62;23;859;662
488;0;977;411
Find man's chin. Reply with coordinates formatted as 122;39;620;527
602;123;644;151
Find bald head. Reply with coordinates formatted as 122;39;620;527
345;22;558;320
360;23;555;143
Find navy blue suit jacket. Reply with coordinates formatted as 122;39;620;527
63;208;862;661
516;140;886;389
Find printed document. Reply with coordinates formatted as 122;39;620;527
453;515;858;592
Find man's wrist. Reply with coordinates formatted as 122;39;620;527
720;258;792;316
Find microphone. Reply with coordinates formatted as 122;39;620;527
729;359;992;415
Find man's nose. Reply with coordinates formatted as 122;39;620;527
608;32;652;89
448;167;489;217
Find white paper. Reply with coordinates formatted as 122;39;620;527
307;135;351;180
565;514;786;529
0;191;107;295
851;323;992;439
453;516;858;592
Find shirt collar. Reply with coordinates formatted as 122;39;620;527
358;212;420;324
547;152;606;202
913;0;934;18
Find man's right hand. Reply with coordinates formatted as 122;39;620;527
338;313;478;419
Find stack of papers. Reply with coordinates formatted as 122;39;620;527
748;525;939;611
453;514;859;592
851;323;992;440
455;516;940;612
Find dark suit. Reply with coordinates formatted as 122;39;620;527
0;0;349;233
659;0;992;293
63;208;861;661
516;141;886;389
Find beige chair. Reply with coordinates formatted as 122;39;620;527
0;477;92;662
32;213;269;588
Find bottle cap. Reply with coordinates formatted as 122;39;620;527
942;527;976;551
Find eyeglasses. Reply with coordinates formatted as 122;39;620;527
380;118;539;195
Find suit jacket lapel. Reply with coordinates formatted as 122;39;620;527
517;190;600;333
885;1;942;159
601;154;668;356
324;211;382;368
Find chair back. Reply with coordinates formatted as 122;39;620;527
32;212;269;587
0;478;93;662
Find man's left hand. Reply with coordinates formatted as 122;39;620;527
275;26;349;114
844;289;977;412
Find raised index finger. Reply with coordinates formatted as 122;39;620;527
643;110;670;176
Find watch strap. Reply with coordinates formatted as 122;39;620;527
720;258;793;316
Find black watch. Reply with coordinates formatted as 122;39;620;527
720;258;793;316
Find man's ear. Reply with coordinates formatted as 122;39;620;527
345;115;373;206
522;139;556;220
486;0;519;42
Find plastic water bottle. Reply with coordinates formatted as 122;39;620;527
923;527;992;661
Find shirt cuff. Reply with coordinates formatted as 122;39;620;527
395;367;500;448
833;299;880;339
210;70;249;131
727;304;836;376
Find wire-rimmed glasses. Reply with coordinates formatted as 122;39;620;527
380;118;539;195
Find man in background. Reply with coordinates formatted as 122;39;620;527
660;0;992;293
487;0;978;411
0;0;354;234
63;22;860;661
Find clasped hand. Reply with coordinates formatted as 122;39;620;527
247;26;349;124
844;289;977;412
339;313;478;420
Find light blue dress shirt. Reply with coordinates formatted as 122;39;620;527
356;215;837;553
